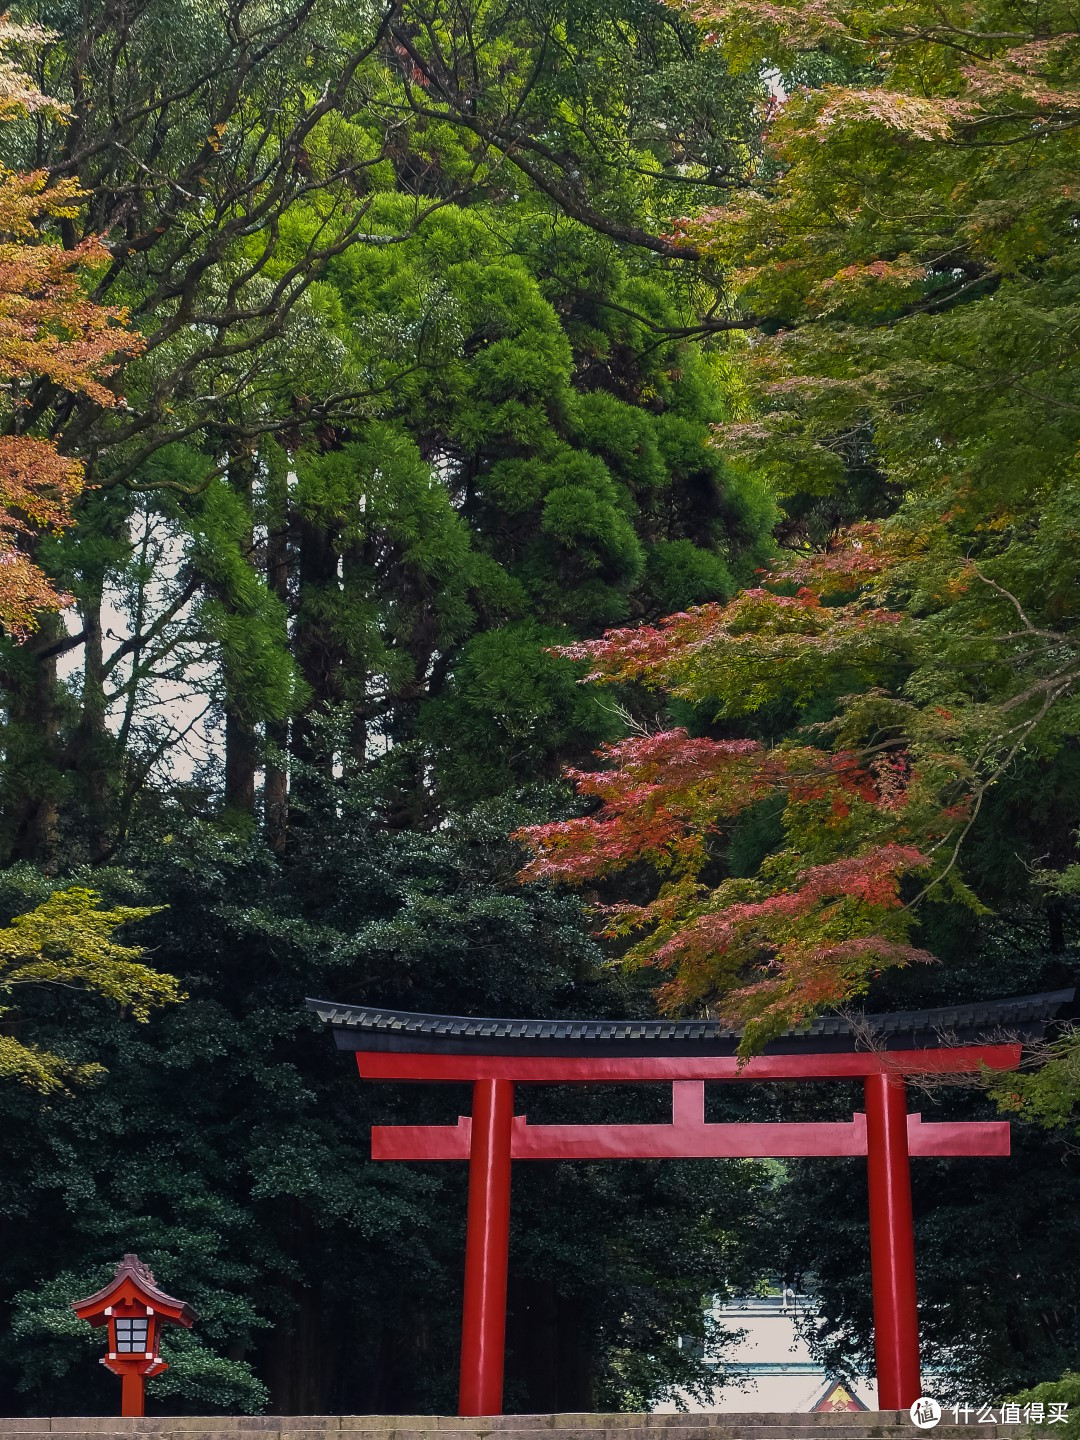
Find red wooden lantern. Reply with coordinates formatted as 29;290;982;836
72;1254;195;1417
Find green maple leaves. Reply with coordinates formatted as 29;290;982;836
0;887;180;1091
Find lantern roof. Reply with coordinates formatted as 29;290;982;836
307;988;1073;1058
72;1254;195;1327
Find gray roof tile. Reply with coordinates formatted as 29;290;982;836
306;989;1073;1057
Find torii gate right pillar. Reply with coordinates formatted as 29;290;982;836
866;1073;921;1408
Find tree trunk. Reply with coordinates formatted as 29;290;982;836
343;539;369;769
264;455;291;850
1;615;64;868
223;451;258;816
291;516;343;800
264;725;290;848
225;709;258;814
70;594;114;861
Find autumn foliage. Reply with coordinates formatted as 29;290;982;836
514;574;950;1046
0;886;180;1091
515;0;1080;1053
516;521;1042;1044
0;24;140;639
515;473;1079;1042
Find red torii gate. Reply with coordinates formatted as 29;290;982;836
309;989;1071;1418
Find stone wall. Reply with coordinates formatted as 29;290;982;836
0;1413;999;1440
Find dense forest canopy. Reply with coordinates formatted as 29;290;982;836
0;0;1077;1415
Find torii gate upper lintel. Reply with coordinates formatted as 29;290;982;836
309;988;1074;1419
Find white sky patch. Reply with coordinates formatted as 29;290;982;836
58;511;221;785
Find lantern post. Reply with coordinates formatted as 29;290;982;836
72;1254;195;1417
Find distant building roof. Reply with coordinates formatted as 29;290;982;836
811;1379;870;1412
308;989;1073;1058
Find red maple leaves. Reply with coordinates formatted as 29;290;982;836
517;731;773;882
513;529;957;1047
515;716;935;1045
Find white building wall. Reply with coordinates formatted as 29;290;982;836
652;1296;877;1414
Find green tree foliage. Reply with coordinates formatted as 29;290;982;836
281;204;773;806
0;780;776;1413
0;884;178;1091
1013;1376;1080;1440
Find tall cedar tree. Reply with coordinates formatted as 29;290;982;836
0;0;775;861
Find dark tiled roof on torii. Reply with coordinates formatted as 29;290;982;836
307;989;1073;1058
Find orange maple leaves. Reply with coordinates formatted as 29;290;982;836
517;731;773;884
0;24;141;640
0;435;82;636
